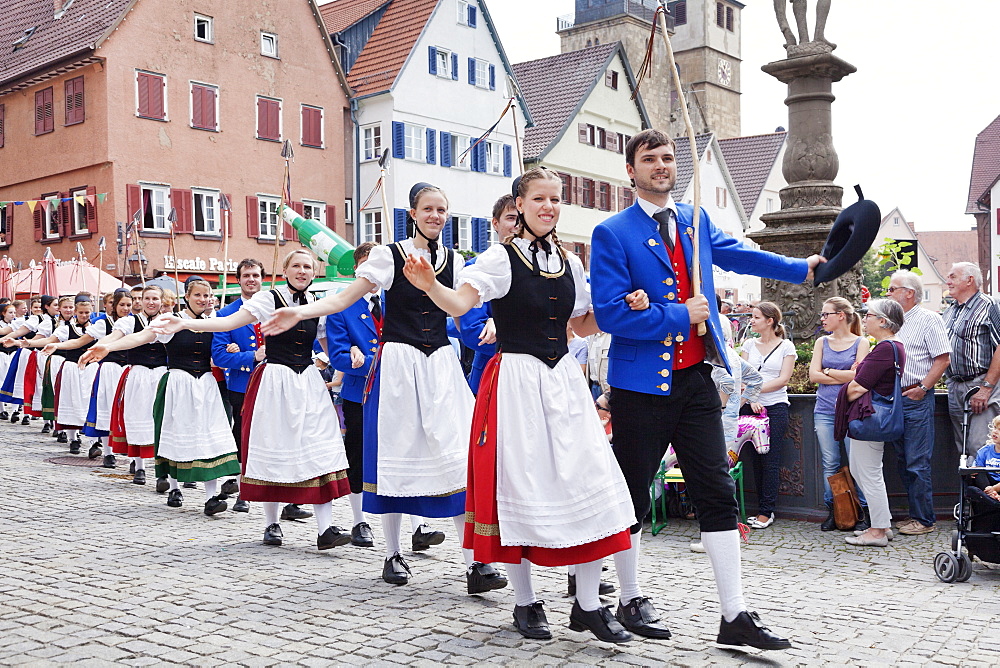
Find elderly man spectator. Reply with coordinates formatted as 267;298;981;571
886;270;951;535
943;262;1000;458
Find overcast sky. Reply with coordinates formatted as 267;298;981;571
481;0;1000;232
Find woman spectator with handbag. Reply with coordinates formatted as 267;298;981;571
835;299;906;547
809;297;870;531
740;302;796;529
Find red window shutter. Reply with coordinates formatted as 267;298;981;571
33;203;43;241
0;103;5;148
5;200;12;245
572;176;581;206
191;86;203;128
996;208;1000;236
287;201;303;241
225;194;234;236
59;192;71;238
578;123;589;144
44;88;54;133
256;98;266;138
85;185;98;233
34;90;44;135
171;189;193;233
302;106;322;147
137;73;150;116
65;76;84;125
151;76;165;120
325;204;337;231
126;184;142;222
204;87;216;130
269;100;280;140
246;196;259;237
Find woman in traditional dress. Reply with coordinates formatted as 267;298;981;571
19;296;76;440
152;254;353;548
0;295;55;427
81;279;240;516
401;168;640;642
261;185;507;593
0;303;20;420
42;297;98;454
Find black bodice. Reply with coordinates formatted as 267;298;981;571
127;314;168;368
380;242;453;356
263;290;318;373
164;314;213;376
59;320;95;363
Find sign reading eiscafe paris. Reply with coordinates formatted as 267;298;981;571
163;255;239;273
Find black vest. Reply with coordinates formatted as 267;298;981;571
263;290;318;373
381;242;452;356
98;318;129;365
491;243;575;369
59;319;95;363
126;314;168;368
164;314;213;377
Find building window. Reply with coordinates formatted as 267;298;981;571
257;195;280;239
194;14;213;43
0;104;5;148
670;1;688;25
140;184;170;231
726;5;734;31
716;187;727;208
136;71;166;120
622;187;635;209
192;189;220;235
0;206;9;246
450;133;470;169
605;70;619;90
301;105;323;148
716;2;725;27
457;0;476;26
452;215;472;251
41;192;60;239
578;123;595;146
261;32;278;58
559;172;571;203
581;179;595;209
598;182;611;211
362;124;381;161
473;59;490;88
190;82;219;131
488;224;499;246
303;200;326;227
404;123;425;161
362;210;383;244
64;76;85;126
435;48;452;79
34;87;54;135
485;141;502;175
765;197;774;213
256;96;281;141
71;187;88;235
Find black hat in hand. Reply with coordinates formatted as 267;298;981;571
813;185;881;286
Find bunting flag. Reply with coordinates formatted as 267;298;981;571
0;193;110;209
26;200;37;214
75;195;86;207
96;193;107;204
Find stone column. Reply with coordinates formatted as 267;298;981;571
749;50;859;337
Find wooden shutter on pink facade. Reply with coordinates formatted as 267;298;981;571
287;201;303;241
5;200;12;246
246;196;259;238
0;104;5;148
65;76;85;125
85;185;98;234
33;204;43;242
301;106;322;147
225;194;233;236
126;184;142;224
257;98;279;141
325;204;337;232
35;88;54;134
171;189;193;233
192;85;217;130
137;72;165;120
58;192;71;238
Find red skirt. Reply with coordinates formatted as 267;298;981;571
462;354;631;567
108;367;152;458
22;351;40;417
239;364;351;504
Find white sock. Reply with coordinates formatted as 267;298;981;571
574;559;605;612
68;429;78;441
204;479;218;501
314;501;333;534
701;530;746;622
348;493;365;527
506;559;536;607
167;476;179;491
452;515;474;568
615;531;643;605
133;457;145;471
567;564;576;576
263;502;281;526
382;512;403;558
102;441;112;457
410;515;424;533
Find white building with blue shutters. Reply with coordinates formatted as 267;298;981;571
322;0;530;254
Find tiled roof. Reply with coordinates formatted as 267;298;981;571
345;0;437;97
967;113;1000;214
319;0;390;34
718;131;786;216
915;229;978;280
672;133;713;202
512;43;618;161
0;0;132;89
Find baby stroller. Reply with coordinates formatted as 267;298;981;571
933;386;1000;582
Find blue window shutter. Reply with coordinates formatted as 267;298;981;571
428;46;437;75
503;144;512;177
468;58;476;85
489;64;496;91
392;122;405;159
451;53;458;81
469;141;479;172
468;5;477;27
471;217;480;252
474;217;489;252
394;208;407;241
476;141;487;173
426;127;436;164
443;218;453;248
440;131;452;167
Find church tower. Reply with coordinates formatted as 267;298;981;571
557;0;742;139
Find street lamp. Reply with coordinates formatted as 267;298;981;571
127;251;148;280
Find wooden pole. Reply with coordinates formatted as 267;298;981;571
220;195;231;303
378;150;391;243
271;140;293;289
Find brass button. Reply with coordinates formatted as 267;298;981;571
660;352;671;361
370;339;377;344
667;292;675;300
659;369;669;377
361;314;368;319
663;278;674;286
658;383;670;391
370;347;376;352
676;335;684;342
661;338;672;346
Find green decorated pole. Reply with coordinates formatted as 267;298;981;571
279;206;355;277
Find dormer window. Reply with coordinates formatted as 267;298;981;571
195;15;213;43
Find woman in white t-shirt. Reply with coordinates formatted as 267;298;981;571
740;302;796;529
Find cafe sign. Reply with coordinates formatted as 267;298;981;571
163;255;239;273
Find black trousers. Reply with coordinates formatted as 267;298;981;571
228;390;245;463
610;363;738;533
342;398;364;494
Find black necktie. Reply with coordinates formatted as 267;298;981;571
370;294;382;321
653;209;674;252
527;236;552;276
290;287;308;305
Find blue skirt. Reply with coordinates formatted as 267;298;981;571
0;349;24;405
81;368;106;438
361;354;466;517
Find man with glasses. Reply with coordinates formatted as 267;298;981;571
886;270;951;536
943;263;1000;460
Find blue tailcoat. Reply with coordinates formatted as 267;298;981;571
211;297;259;394
590;202;807;396
325;298;378;404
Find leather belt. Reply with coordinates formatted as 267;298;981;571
902;383;921;392
949;374;982;383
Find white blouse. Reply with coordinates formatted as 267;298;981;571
743;337;796;406
240;285;326;339
52;320;89;343
458;240;591;318
112;313;153;337
85;318;116;341
355;238;462;292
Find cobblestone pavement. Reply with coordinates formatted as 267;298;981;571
2;418;999;667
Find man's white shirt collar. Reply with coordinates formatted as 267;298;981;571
636;196;678;242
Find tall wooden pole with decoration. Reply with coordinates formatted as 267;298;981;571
219;193;232;303
271;140;294;289
167;207;180;309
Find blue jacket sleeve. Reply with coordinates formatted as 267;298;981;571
326;312;374;376
212;329;256;370
707;217;808;283
458;303;491;351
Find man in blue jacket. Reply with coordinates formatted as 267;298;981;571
212;258;311;520
591;129;824;650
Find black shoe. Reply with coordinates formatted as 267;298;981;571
129;459;135;474
21;416;31;426
182;481;197;489
155;476;169;493
317;526;352;550
204;495;228;516
0;411;9;421
351;522;375;547
717;611;791;650
467;562;508;594
88;443;102;459
132;469;146;485
568;601;632;643
411;524;445;551
567;574;616;597
382;552;411;585
10;412;20;424
102;454;116;469
232;498;250;513
513;601;552;640
281;503;313;521
69;439;81;455
166;489;183;508
615;596;672;639
263;523;283;546
820;508;837;531
220;479;239;496
854;507;871;532
57;431;68;443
